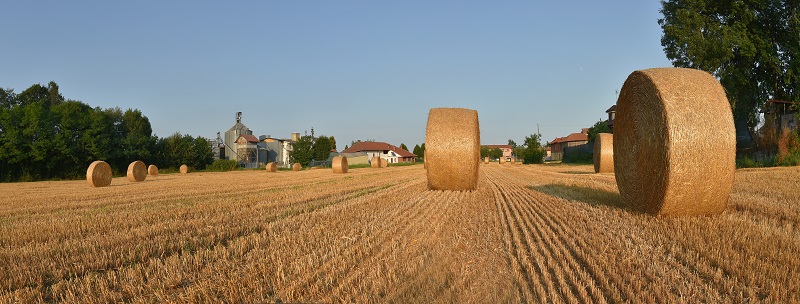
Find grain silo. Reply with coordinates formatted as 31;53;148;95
224;112;253;160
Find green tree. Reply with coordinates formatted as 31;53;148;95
523;133;545;164
489;148;503;159
480;146;490;159
508;139;517;149
329;136;337;151
420;143;425;159
659;0;800;133
290;135;314;166
120;109;156;164
312;135;332;161
400;143;408;151
188;136;214;170
587;120;612;143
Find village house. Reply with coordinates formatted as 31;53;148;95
548;129;589;161
341;142;417;164
482;144;514;161
606;105;616;132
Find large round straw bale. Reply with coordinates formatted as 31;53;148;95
484;157;489;164
371;157;382;168
499;157;506;164
332;156;348;174
614;68;735;216
593;133;614;173
425;108;480;190
127;161;147;182
292;163;302;171
180;164;188;174
380;158;388;168
87;160;112;187
265;162;277;172
148;164;159;176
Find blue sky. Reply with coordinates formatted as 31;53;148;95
1;1;671;150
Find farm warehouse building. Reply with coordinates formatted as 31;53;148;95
341;142;417;164
549;128;589;161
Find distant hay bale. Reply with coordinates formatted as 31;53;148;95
266;162;277;172
484;157;489;164
511;158;515;164
593;133;614;173
425;108;480;190
127;160;147;182
180;164;188;174
87;160;112;187
380;158;388;168
148;165;159;176
292;163;302;171
332;156;348;173
500;157;506;164
371;157;383;168
614;67;735;216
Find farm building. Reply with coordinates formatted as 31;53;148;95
482;144;513;161
606;105;616;132
223;112;254;161
763;99;798;133
341;142;416;164
549;129;589;161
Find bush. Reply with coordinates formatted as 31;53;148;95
206;159;239;172
523;148;545;164
563;150;593;164
776;131;800;167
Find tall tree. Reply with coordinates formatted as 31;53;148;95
659;0;800;133
400;143;408;151
312;135;332;161
290;135;314;166
523;133;545;164
587;120;612;143
412;144;421;157
508;139;517;149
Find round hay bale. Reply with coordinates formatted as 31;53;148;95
511;158;515;164
499;157;506;164
127;161;147;182
87;160;112;187
380;158;388;168
180;164;189;174
292;163;302;171
371;157;382;168
265;162;277;172
332;155;348;174
614;67;735;216
148;164;159;176
425;108;480;190
484;157;489;164
593;133;614;174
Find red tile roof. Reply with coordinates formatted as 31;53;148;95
341;142;416;157
237;134;260;143
483;145;513;149
550;132;588;144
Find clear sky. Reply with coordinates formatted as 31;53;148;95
1;1;672;150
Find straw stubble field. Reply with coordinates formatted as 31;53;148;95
1;164;799;302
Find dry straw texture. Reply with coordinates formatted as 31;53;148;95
500;157;506;164
614;67;735;216
86;160;112;187
511;158;515;164
148;165;159;176
332;156;348;174
371;157;381;168
380;158;388;168
265;162;277;172
425;108;480;190
180;165;188;174
127;161;147;182
484;157;489;164
593;133;614;174
292;163;302;171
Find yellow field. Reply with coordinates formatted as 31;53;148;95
1;164;799;303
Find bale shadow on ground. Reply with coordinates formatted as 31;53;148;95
528;184;631;211
558;171;594;175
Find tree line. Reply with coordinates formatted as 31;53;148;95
0;82;213;182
